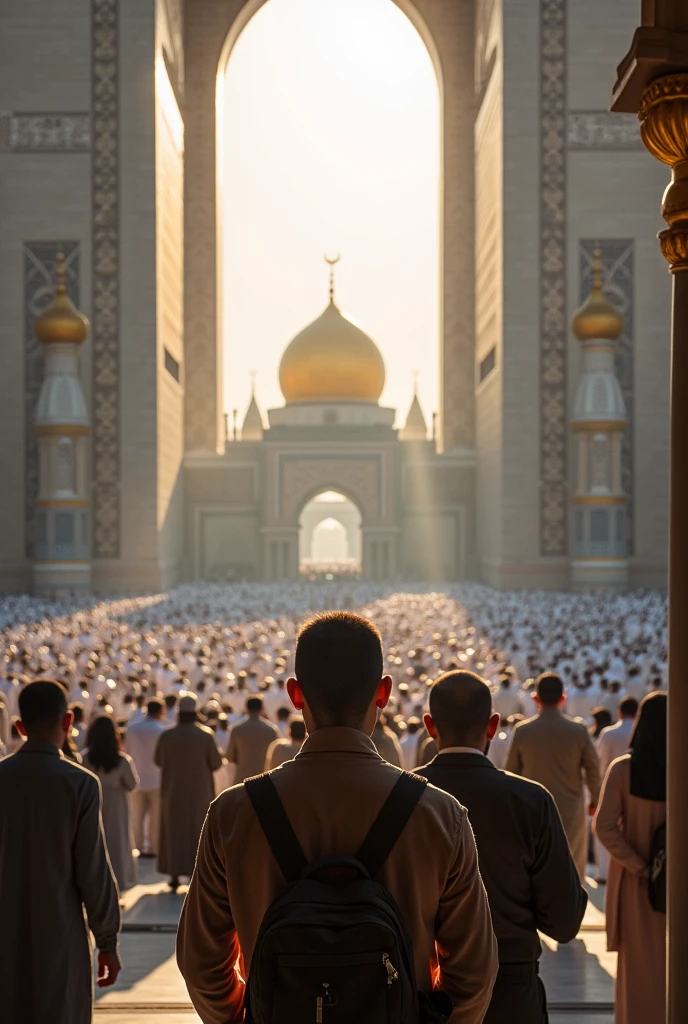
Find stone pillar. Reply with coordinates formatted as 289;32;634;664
32;255;92;594
570;250;629;590
636;73;688;1022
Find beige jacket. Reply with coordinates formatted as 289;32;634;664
178;727;497;1024
505;709;602;834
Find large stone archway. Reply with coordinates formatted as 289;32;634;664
183;0;475;457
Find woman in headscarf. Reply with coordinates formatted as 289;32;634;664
83;714;138;892
594;691;666;1024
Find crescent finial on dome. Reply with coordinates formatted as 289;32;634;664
33;252;90;347
571;246;624;342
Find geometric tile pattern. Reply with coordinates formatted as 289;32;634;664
0;113;91;152
540;0;568;556
23;243;80;558
91;0;121;558
568;111;642;150
579;239;635;552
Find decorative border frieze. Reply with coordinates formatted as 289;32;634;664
540;0;568;556
24;244;80;558
579;240;635;552
568;111;642;151
0;113;91;152
91;0;121;558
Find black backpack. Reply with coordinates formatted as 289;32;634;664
648;821;666;913
244;770;439;1024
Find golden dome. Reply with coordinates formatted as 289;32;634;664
279;263;385;403
34;254;89;346
572;248;624;342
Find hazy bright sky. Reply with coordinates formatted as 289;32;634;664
220;0;440;430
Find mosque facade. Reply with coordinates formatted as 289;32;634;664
0;0;672;593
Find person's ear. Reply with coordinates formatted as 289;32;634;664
534;696;542;709
558;696;566;708
375;676;393;710
16;720;27;738
62;710;74;734
486;712;500;740
423;713;438;740
286;677;305;712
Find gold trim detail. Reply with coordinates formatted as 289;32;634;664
34;423;90;436
570;556;629;563
572;495;627;505
639;73;688;273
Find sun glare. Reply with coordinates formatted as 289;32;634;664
220;0;440;426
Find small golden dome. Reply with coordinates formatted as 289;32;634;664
572;248;624;342
279;260;385;404
34;254;89;346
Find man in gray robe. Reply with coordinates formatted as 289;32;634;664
0;679;121;1024
155;692;223;890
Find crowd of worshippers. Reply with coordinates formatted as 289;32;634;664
0;585;668;1024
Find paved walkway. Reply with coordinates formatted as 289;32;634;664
95;861;615;1023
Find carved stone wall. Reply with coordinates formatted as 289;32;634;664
539;0;568;556
277;455;383;523
0;114;91;152
567;112;642;150
91;0;121;558
579;239;635;551
23;243;80;557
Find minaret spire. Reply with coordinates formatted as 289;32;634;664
324;253;340;305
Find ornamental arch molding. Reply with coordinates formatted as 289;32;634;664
183;0;475;455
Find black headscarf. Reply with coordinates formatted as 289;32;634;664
629;691;667;802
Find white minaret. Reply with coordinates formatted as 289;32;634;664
570;248;629;591
32;254;92;594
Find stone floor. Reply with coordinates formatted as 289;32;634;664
94;862;615;1023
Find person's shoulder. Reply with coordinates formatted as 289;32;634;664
58;755;102;793
196;722;217;739
512;713;539;733
499;768;557;809
606;752;631;779
415;773;467;837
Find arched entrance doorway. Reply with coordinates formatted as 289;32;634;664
299;490;362;576
219;0;440;428
183;0;476;457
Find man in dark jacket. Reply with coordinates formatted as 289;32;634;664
417;669;587;1024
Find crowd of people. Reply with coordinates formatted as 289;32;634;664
0;582;668;1024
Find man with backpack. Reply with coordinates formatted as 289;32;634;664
177;611;497;1023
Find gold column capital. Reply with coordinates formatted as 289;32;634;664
639;72;688;273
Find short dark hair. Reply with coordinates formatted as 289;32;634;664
70;702;84;724
295;612;383;728
164;694;177;709
428;670;493;746
277;706;291;721
246;696;263;713
620;696;639;718
536;673;564;707
290;718;306;741
19;680;67;731
147;698;163;716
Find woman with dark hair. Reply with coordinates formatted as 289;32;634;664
83;714;139;891
594;691;666;1024
589;706;613;739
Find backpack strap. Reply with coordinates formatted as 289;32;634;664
356;771;428;879
245;773;308;884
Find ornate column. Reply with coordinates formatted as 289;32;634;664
32;255;92;595
569;250;629;591
636;73;688;1022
